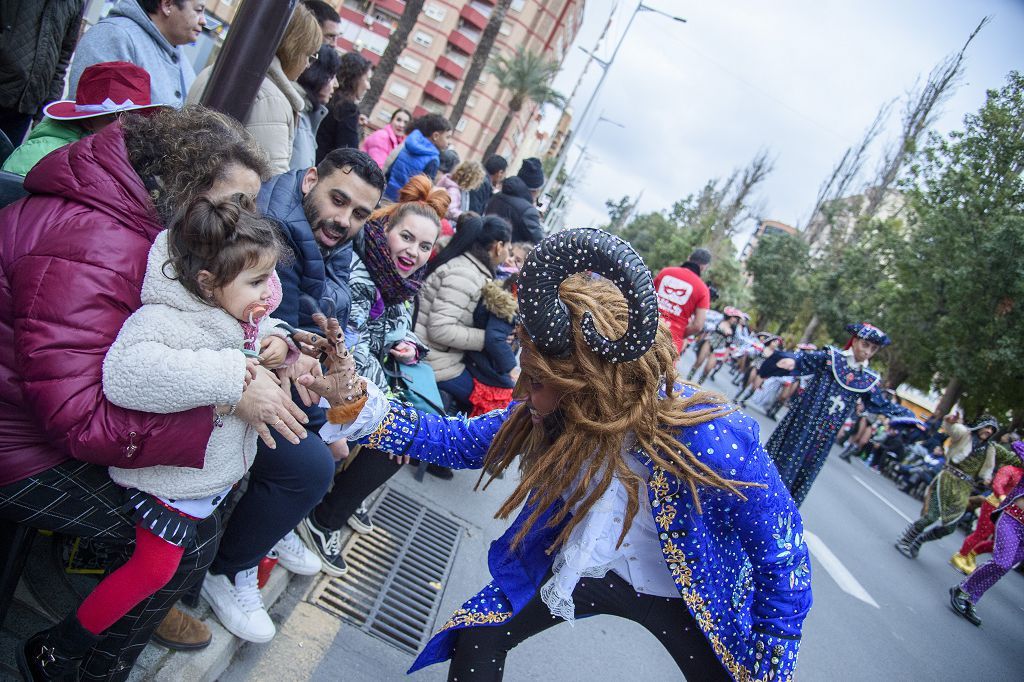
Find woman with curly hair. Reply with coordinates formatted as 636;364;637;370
0;105;310;680
305;229;812;681
438;156;486;221
298;175;450;574
316;51;373;162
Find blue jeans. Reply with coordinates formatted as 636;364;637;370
438;369;474;406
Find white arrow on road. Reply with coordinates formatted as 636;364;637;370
804;530;880;609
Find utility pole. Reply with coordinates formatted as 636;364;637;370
199;1;297;123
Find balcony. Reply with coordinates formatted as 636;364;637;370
459;4;488;30
374;0;405;18
423;80;453;105
435;55;465;79
336;38;381;66
447;28;477;54
412;105;430;119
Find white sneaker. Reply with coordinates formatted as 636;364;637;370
273;530;322;576
201;568;276;643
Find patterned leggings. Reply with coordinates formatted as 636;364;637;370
960;514;1024;603
910;474;967;542
447;570;730;681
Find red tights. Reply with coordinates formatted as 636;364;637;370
76;524;185;635
959;502;997;557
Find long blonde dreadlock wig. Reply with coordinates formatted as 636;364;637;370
479;229;752;554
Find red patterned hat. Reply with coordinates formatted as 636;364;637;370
44;62;164;121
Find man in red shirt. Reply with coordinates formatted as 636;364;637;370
653;248;712;355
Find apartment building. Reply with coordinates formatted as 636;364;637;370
333;0;584;166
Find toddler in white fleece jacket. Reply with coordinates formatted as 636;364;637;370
74;195;292;638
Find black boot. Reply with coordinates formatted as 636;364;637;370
915;524;955;549
425;463;454;480
949;586;982;626
18;614;101;681
895;523;925;559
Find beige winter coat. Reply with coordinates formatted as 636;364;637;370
415;253;493;382
188;57;304;174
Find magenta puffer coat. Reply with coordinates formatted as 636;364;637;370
0;123;213;487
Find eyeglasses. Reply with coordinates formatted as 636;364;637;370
307;52;319;66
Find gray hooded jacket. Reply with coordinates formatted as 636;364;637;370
68;0;195;108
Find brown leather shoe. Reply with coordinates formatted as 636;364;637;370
151;606;212;651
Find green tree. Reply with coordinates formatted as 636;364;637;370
484;49;566;159
889;71;1024;416
746;232;810;331
612;211;689;271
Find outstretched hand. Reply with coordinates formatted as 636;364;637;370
294;313;367;409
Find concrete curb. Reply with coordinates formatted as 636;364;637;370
130;562;293;682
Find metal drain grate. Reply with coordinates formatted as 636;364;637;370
310;486;464;655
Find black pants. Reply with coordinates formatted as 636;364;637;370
211;420;335;576
448;570;729;681
313;446;402;530
0;460;221;681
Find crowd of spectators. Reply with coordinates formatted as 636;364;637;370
0;1;556;678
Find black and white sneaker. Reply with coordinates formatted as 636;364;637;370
297;514;348;577
347;506;374;534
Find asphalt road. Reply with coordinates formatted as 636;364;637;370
698;365;1021;681
228;362;1021;681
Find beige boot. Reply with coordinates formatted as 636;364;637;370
151;606;212;651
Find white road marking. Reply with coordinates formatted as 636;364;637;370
850;474;913;523
804;530;880;609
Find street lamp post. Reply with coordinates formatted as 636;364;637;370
541;1;685;206
545;114;624;230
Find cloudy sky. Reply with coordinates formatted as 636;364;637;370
544;0;1024;249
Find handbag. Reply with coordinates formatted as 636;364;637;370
383;357;446;415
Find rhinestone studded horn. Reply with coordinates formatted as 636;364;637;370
517;228;660;363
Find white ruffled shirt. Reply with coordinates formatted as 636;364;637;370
541;439;681;624
319;387;681;624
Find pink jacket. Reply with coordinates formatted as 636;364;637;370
0;123;214;486
361;124;403;168
437;173;462;221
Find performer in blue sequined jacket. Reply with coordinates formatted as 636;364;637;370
305;229;812;681
760;322;914;506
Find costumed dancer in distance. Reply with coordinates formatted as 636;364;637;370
949;457;1023;574
949;440;1024;626
302;229;812;681
758;323;913;507
735;334;783;406
895;413;1019;559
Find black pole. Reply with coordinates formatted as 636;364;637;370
199;0;297;123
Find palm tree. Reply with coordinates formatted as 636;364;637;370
483;49;566;159
361;0;426;114
448;0;513;128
